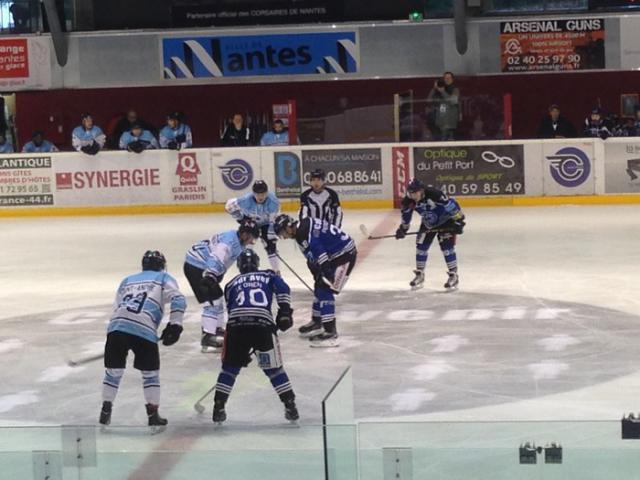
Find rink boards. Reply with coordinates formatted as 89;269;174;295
1;138;640;216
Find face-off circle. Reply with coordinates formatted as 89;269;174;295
1;291;636;421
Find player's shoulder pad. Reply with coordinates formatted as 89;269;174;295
295;217;311;244
424;186;448;202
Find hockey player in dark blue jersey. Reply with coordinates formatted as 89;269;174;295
395;179;465;290
274;214;357;348
211;249;298;424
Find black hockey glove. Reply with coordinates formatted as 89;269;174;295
395;225;408;239
128;140;145;153
201;274;223;301
453;218;465;234
276;306;294;332
599;130;610;140
81;142;99;155
160;323;183;346
167;140;178;150
175;133;186;144
87;141;100;155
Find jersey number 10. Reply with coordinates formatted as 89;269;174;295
235;288;268;307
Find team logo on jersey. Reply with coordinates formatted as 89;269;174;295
176;153;201;186
546;147;591;187
219;158;253;190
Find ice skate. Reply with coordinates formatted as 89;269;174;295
298;318;323;338
214;327;226;347
146;404;167;434
444;271;459;290
212;401;227;424
410;269;425;290
309;331;340;348
201;332;221;353
99;401;112;426
284;399;299;422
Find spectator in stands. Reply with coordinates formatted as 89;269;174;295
22;131;58;153
583;107;612;139
427;71;460;141
109;109;156;149
614;117;636;137
0;131;13;153
537;104;576;139
72;113;106;155
260;119;299;146
159;112;193;150
119;123;159;153
632;107;640;136
221;113;251;147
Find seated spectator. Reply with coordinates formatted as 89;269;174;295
159;112;192;150
614;117;636;137
537;104;576;138
583;107;612;139
260;119;299;146
72;113;105;155
109;109;156;149
221;113;251;147
119;123;159;153
0;131;14;153
22;131;59;153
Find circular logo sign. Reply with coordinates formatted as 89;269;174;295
219;158;253;190
546;147;591;187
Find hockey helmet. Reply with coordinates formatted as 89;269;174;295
237;249;260;274
252;180;268;194
310;168;326;181
142;250;166;271
406;178;425;193
273;214;296;236
238;217;259;239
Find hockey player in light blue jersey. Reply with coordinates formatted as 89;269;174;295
225;180;281;272
100;250;186;431
119;123;159;153
183;218;260;352
22;131;58;153
159;112;193;150
0;131;14;153
211;249;298;424
274;214;357;348
395;178;465;291
72;113;105;155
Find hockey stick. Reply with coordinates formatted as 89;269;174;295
359;224;455;240
194;385;216;414
67;352;104;367
359;224;419;240
276;253;315;295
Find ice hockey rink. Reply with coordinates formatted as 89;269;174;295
2;204;640;477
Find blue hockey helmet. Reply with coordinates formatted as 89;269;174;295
406;178;425;193
142;250;166;271
237;249;260;274
273;214;296;236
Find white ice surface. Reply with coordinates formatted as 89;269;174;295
1;205;640;426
